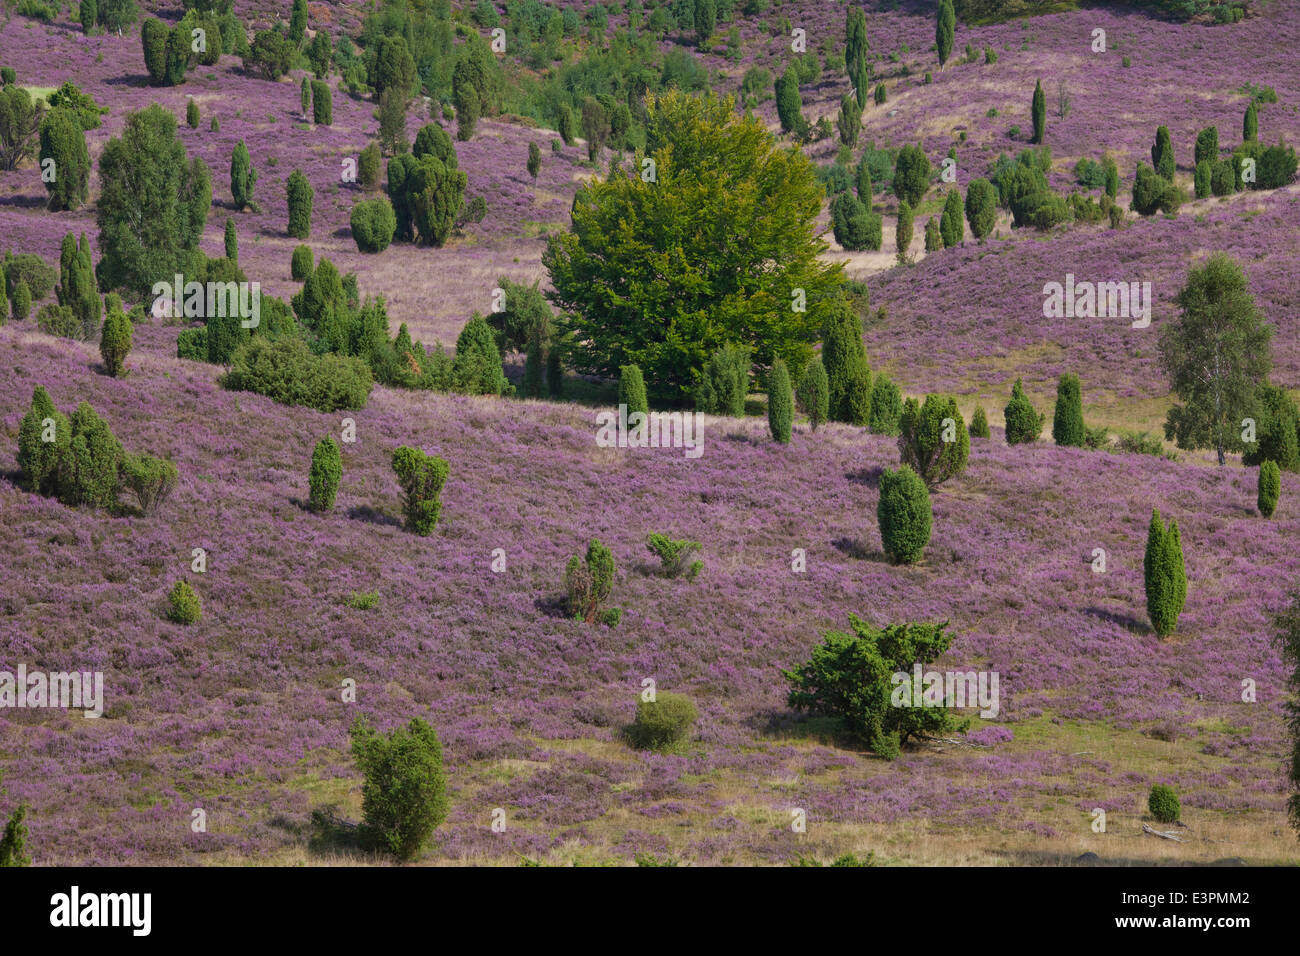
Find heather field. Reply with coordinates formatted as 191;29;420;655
0;0;1299;871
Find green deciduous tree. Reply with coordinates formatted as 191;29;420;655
1160;253;1272;466
545;91;842;401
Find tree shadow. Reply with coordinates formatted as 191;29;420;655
347;504;402;528
0;193;48;210
306;808;381;862
533;594;571;620
845;465;885;488
1083;606;1151;635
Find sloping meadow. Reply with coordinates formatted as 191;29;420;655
0;325;1293;862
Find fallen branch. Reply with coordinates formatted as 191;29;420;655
1142;823;1185;843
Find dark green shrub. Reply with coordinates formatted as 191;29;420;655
290;244;313;281
898;395;969;488
1004;378;1044;444
822;300;871;425
1259;461;1280;518
565;538;617;623
1243;101;1257;142
309;437;342;512
230;139;257;211
831;192;882;251
619;363;649;415
964;178;997;240
452;313;511;395
39;107;90;212
0;804;30;867
646;533;703;580
878;464;932;563
768;358;793;443
924;216;942;252
186;98;199;128
99;304;132;377
484;277;552;356
873;82;886;106
0;252;52;303
969;405;990;438
1052;373;1084;447
1148;784;1180;823
17;386;69;496
167;580;200;624
358;141;382;190
10;280;30;322
1152;125;1175;180
121;452;177;515
224;217;237;262
1194;126;1219;167
221;336;374;412
695;343;750;416
1194;160;1212;199
895;200;914;262
350;198;397;253
349;716;449;861
783;616;966;759
391;446;449;535
795;356;829;430
869;375;902;436
286;170;313;238
1144;508;1186;637
311;80;332;125
60;401;123;509
1211;158;1236;196
628;692;698;752
1030;78;1045;144
176;327;207;361
892;144;931;207
939;189;964;247
1243;384;1300;472
1132;162;1182;215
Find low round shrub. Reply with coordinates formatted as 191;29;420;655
1148;783;1180;823
167;580;200;624
350;198;397;253
877;464;932;564
628;691;698;752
